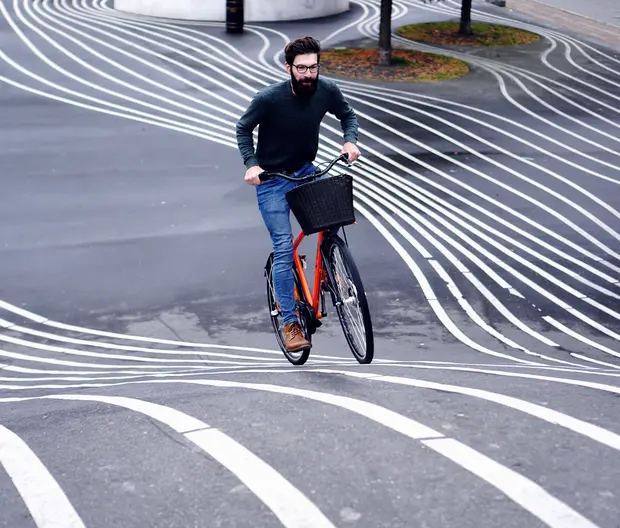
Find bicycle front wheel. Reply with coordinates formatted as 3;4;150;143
323;235;374;364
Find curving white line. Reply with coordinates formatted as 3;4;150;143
0;332;278;365
338;134;620;277
343;84;620;179
359;0;379;38
496;64;620;140
353;187;537;352
0;319;283;362
339;89;620;288
318;150;620;356
0;384;602;528
0;55;240;150
351;183;589;366
10;0;620;364
398;0;620;129
321;0;369;45
93;0;620;176
53;394;335;528
568;354;620;371
37;0;251;114
543;317;620;360
385;363;620;393
0;319;299;362
352;201;542;365
482;63;620;160
3;0;242;130
350;112;620;264
352;179;617;365
345;135;620;316
0;424;87;528
0;348;298;371
27;0;248;115
0;91;596;372
83;2;620;270
386;34;620;156
313;369;620;451
4;359;618;391
83;0;278;85
0;76;588;364
347;88;620;229
0;299;383;363
0;360;369;383
442;0;620;83
355;160;619;303
0;8;560;374
356;174;620;335
232;15;620;259
385;40;620;157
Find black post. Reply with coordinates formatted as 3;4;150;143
226;0;244;33
378;0;392;66
459;0;473;36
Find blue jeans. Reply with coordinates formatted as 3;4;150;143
257;162;315;326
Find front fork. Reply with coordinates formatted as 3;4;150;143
320;234;344;309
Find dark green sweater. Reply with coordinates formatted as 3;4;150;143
235;78;358;172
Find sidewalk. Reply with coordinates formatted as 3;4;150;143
505;0;620;51
521;0;620;28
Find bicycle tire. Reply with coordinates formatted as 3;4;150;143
323;235;374;364
264;253;311;366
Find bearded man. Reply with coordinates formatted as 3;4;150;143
235;35;360;352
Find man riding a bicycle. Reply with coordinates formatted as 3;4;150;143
236;36;360;353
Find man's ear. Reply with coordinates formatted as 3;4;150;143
285;62;291;74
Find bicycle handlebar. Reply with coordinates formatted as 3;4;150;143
258;153;350;183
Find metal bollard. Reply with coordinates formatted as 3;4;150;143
226;0;244;33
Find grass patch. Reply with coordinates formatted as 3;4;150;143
321;48;469;82
396;21;540;47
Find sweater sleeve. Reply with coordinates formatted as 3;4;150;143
328;82;359;144
236;91;265;168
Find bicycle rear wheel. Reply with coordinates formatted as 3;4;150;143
264;253;311;366
323;235;374;364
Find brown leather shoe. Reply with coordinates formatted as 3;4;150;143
284;322;311;352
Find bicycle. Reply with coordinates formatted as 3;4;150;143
260;153;374;366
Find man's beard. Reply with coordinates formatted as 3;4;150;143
290;72;318;97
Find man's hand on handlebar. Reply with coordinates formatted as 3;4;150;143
341;142;361;163
244;165;264;186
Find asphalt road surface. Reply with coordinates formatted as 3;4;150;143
1;1;620;527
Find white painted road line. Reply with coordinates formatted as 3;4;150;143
313;370;620;452
424;437;598;528
50;394;337;528
185;379;599;528
0;424;87;528
1;384;600;528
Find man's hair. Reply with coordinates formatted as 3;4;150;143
284;36;321;66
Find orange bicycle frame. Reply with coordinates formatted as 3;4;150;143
292;230;326;320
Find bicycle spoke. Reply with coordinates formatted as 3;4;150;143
325;235;374;364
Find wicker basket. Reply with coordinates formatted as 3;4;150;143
286;174;356;235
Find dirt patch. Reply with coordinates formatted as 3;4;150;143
321;48;469;82
396;21;541;47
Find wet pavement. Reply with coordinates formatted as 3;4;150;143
1;1;620;527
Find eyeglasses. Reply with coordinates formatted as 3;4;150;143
292;64;319;74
